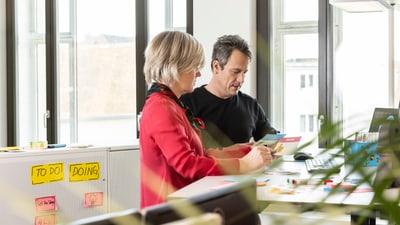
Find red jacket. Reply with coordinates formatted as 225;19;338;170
139;92;250;208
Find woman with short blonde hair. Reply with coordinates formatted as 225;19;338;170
140;31;273;208
143;31;205;86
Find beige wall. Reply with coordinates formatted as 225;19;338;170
193;0;257;97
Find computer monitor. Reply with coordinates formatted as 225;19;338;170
142;178;260;225
373;118;400;189
368;107;399;132
64;208;142;225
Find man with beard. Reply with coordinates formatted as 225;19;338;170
180;35;278;149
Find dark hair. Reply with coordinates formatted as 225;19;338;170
211;35;252;70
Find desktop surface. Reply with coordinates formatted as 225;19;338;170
168;158;375;209
168;143;400;224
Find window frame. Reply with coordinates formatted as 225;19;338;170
6;0;17;145
6;0;193;146
256;0;332;147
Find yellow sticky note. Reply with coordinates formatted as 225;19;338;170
0;146;22;151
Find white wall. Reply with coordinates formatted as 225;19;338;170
193;0;257;97
0;0;6;147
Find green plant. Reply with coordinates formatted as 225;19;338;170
314;118;400;224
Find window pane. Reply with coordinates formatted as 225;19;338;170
395;9;400;106
148;0;187;39
282;33;318;143
283;0;318;22
173;0;186;28
333;11;389;137
59;43;73;142
148;0;166;38
59;0;137;145
16;0;47;146
59;0;71;33
272;0;319;148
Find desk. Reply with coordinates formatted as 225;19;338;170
169;157;379;224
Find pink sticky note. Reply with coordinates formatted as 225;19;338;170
35;196;57;212
84;192;104;207
34;214;56;225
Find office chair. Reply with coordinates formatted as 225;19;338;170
142;178;260;225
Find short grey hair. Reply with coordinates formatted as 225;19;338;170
143;31;205;86
211;34;252;71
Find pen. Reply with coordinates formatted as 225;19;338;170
287;178;308;185
287;178;323;185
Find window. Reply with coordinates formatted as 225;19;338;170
300;74;314;89
300;75;305;88
300;115;305;132
268;1;400;148
308;74;313;87
61;0;137;145
308;114;315;132
332;8;396;137
15;0;47;146
9;0;187;146
148;0;187;39
270;0;319;146
300;114;317;133
13;0;137;146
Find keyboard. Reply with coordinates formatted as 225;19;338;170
305;157;341;173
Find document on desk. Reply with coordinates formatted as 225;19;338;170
223;175;269;183
273;136;302;155
219;175;269;187
265;167;301;175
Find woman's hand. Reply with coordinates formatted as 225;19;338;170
222;142;252;151
206;143;252;159
239;145;273;173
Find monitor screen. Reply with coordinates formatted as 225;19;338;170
65;208;142;225
368;108;399;132
142;178;259;225
373;118;400;189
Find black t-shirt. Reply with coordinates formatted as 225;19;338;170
180;85;276;148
